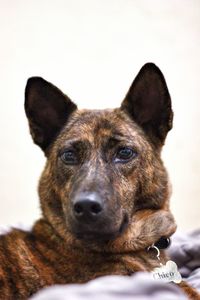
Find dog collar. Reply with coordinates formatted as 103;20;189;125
154;236;171;250
146;236;171;257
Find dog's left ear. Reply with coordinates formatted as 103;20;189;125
121;63;173;146
25;77;77;153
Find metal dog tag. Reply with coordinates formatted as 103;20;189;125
152;260;182;283
148;244;182;284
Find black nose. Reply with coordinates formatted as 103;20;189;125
73;192;103;220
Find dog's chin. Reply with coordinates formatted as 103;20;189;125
70;213;129;243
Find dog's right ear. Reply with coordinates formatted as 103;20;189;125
25;77;77;153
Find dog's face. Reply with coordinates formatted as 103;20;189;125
25;63;173;243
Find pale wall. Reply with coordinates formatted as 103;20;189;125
0;0;199;230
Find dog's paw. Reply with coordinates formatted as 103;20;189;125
106;209;176;253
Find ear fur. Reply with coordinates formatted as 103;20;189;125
121;63;173;146
25;77;77;152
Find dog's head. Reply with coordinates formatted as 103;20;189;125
25;63;173;243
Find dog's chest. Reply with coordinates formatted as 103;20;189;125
51;250;160;283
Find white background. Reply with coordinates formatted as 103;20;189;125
0;0;199;230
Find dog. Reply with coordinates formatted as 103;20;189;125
0;63;199;299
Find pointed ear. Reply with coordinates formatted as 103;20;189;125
25;77;77;152
121;63;173;146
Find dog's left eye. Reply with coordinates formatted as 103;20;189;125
114;147;137;163
60;150;78;164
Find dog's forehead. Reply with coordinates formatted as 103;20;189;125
61;108;140;142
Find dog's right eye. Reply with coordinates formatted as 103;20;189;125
60;150;78;165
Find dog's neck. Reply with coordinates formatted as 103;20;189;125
32;209;176;255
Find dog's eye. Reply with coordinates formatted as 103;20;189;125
114;147;137;163
60;150;78;164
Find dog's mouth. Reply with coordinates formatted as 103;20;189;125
72;213;129;243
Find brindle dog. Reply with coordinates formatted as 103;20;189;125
0;63;199;299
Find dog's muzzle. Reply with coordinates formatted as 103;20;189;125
69;191;127;241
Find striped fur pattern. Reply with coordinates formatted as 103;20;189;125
0;63;199;299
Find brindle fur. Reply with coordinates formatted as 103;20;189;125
0;63;199;299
